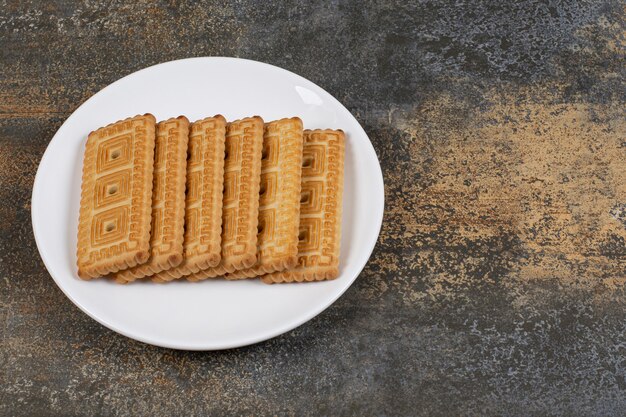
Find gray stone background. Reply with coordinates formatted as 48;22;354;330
1;1;625;416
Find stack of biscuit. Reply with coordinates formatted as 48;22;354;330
76;114;345;284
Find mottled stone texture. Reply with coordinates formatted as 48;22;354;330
1;0;625;416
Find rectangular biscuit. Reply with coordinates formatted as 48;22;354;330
262;129;345;284
186;116;264;281
227;118;304;279
112;117;189;283
76;114;156;279
152;115;227;282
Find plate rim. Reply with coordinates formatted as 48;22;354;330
31;56;385;350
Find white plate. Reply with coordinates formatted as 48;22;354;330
31;57;384;350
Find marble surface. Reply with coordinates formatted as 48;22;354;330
1;1;625;415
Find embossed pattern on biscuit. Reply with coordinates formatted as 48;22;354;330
261;129;345;284
76;114;156;279
152;115;227;282
186;116;264;281
227;118;303;279
112;117;189;283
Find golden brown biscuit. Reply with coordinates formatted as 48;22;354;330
112;117;189;283
186;116;264;281
262;129;345;284
227;118;303;279
77;114;156;279
152;115;227;282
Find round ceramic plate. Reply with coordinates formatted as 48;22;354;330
31;57;384;350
